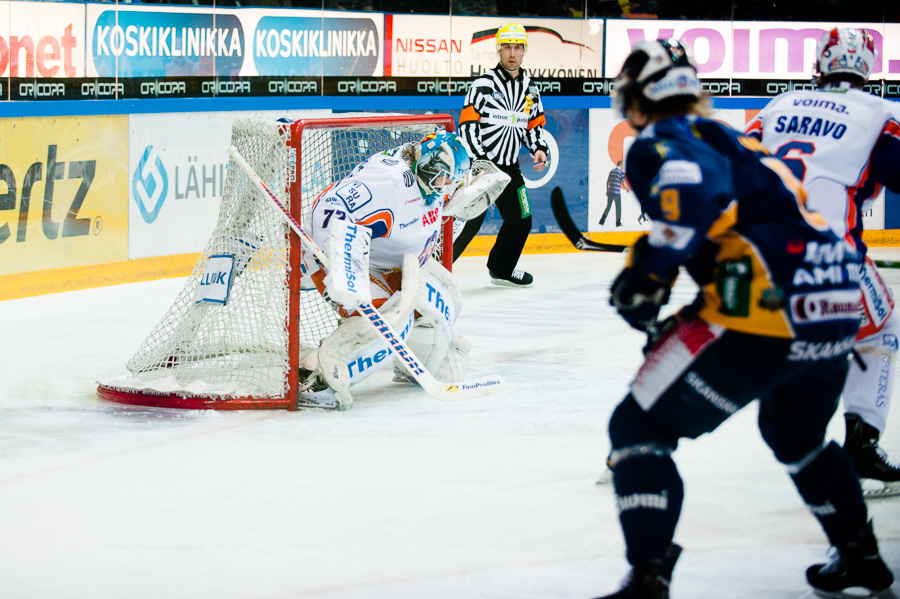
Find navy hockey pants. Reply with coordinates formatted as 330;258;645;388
607;318;867;566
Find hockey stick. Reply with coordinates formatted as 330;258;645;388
226;145;506;401
874;260;900;269
550;187;628;253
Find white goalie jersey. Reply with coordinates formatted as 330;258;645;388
309;147;445;273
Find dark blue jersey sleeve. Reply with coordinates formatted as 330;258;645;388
625;138;733;281
868;119;900;195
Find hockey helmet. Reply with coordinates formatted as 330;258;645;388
416;131;471;206
815;27;876;82
496;23;528;53
612;39;702;119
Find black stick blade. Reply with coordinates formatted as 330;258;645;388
550;187;627;253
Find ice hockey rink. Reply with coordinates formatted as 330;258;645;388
1;251;898;599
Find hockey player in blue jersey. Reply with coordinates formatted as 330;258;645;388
595;39;894;599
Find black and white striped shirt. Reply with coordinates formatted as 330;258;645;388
459;65;549;167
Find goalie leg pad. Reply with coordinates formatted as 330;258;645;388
397;258;470;382
404;323;470;383
419;258;462;330
438;331;470;383
303;255;422;409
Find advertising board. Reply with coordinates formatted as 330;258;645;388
386;15;602;79
588;107;885;235
605;21;898;97
0;115;128;275
128;109;331;259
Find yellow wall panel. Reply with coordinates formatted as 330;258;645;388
0;115;129;276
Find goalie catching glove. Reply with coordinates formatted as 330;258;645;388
610;235;676;332
443;160;510;221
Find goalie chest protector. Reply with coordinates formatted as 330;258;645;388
311;151;444;272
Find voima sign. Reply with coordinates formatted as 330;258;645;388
605;21;892;80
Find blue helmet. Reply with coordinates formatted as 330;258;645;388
416;131;471;206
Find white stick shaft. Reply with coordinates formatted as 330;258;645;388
227;145;328;265
225;145;506;401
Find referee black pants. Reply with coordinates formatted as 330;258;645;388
452;164;531;278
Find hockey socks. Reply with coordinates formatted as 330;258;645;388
611;451;684;567
789;441;867;548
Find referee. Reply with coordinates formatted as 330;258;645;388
452;23;549;287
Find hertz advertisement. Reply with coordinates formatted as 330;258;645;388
0;116;129;275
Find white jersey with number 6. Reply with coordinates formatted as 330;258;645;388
745;86;900;253
748;85;900;433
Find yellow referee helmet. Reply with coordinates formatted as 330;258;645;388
495;23;527;54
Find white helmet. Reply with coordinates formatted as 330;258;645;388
815;27;876;81
612;39;702;119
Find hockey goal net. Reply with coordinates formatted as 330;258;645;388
97;113;456;410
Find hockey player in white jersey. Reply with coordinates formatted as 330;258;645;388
746;27;900;499
296;131;475;409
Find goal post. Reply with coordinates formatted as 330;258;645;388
97;113;457;410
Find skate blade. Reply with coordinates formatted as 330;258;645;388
296;400;339;410
862;478;900;500
596;468;613;485
812;585;895;598
296;393;339;410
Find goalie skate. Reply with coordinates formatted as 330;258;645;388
296;367;339;410
392;364;421;386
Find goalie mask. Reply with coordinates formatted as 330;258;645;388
415;132;470;206
612;39;702;120
815;27;876;83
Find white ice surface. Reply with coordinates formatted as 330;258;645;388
0;252;898;599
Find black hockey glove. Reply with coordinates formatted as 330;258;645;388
641;292;705;355
610;268;671;332
683;238;719;287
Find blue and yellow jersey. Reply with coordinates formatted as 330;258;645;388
626;115;862;341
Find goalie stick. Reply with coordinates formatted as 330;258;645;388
550;187;628;253
226;145;506;402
